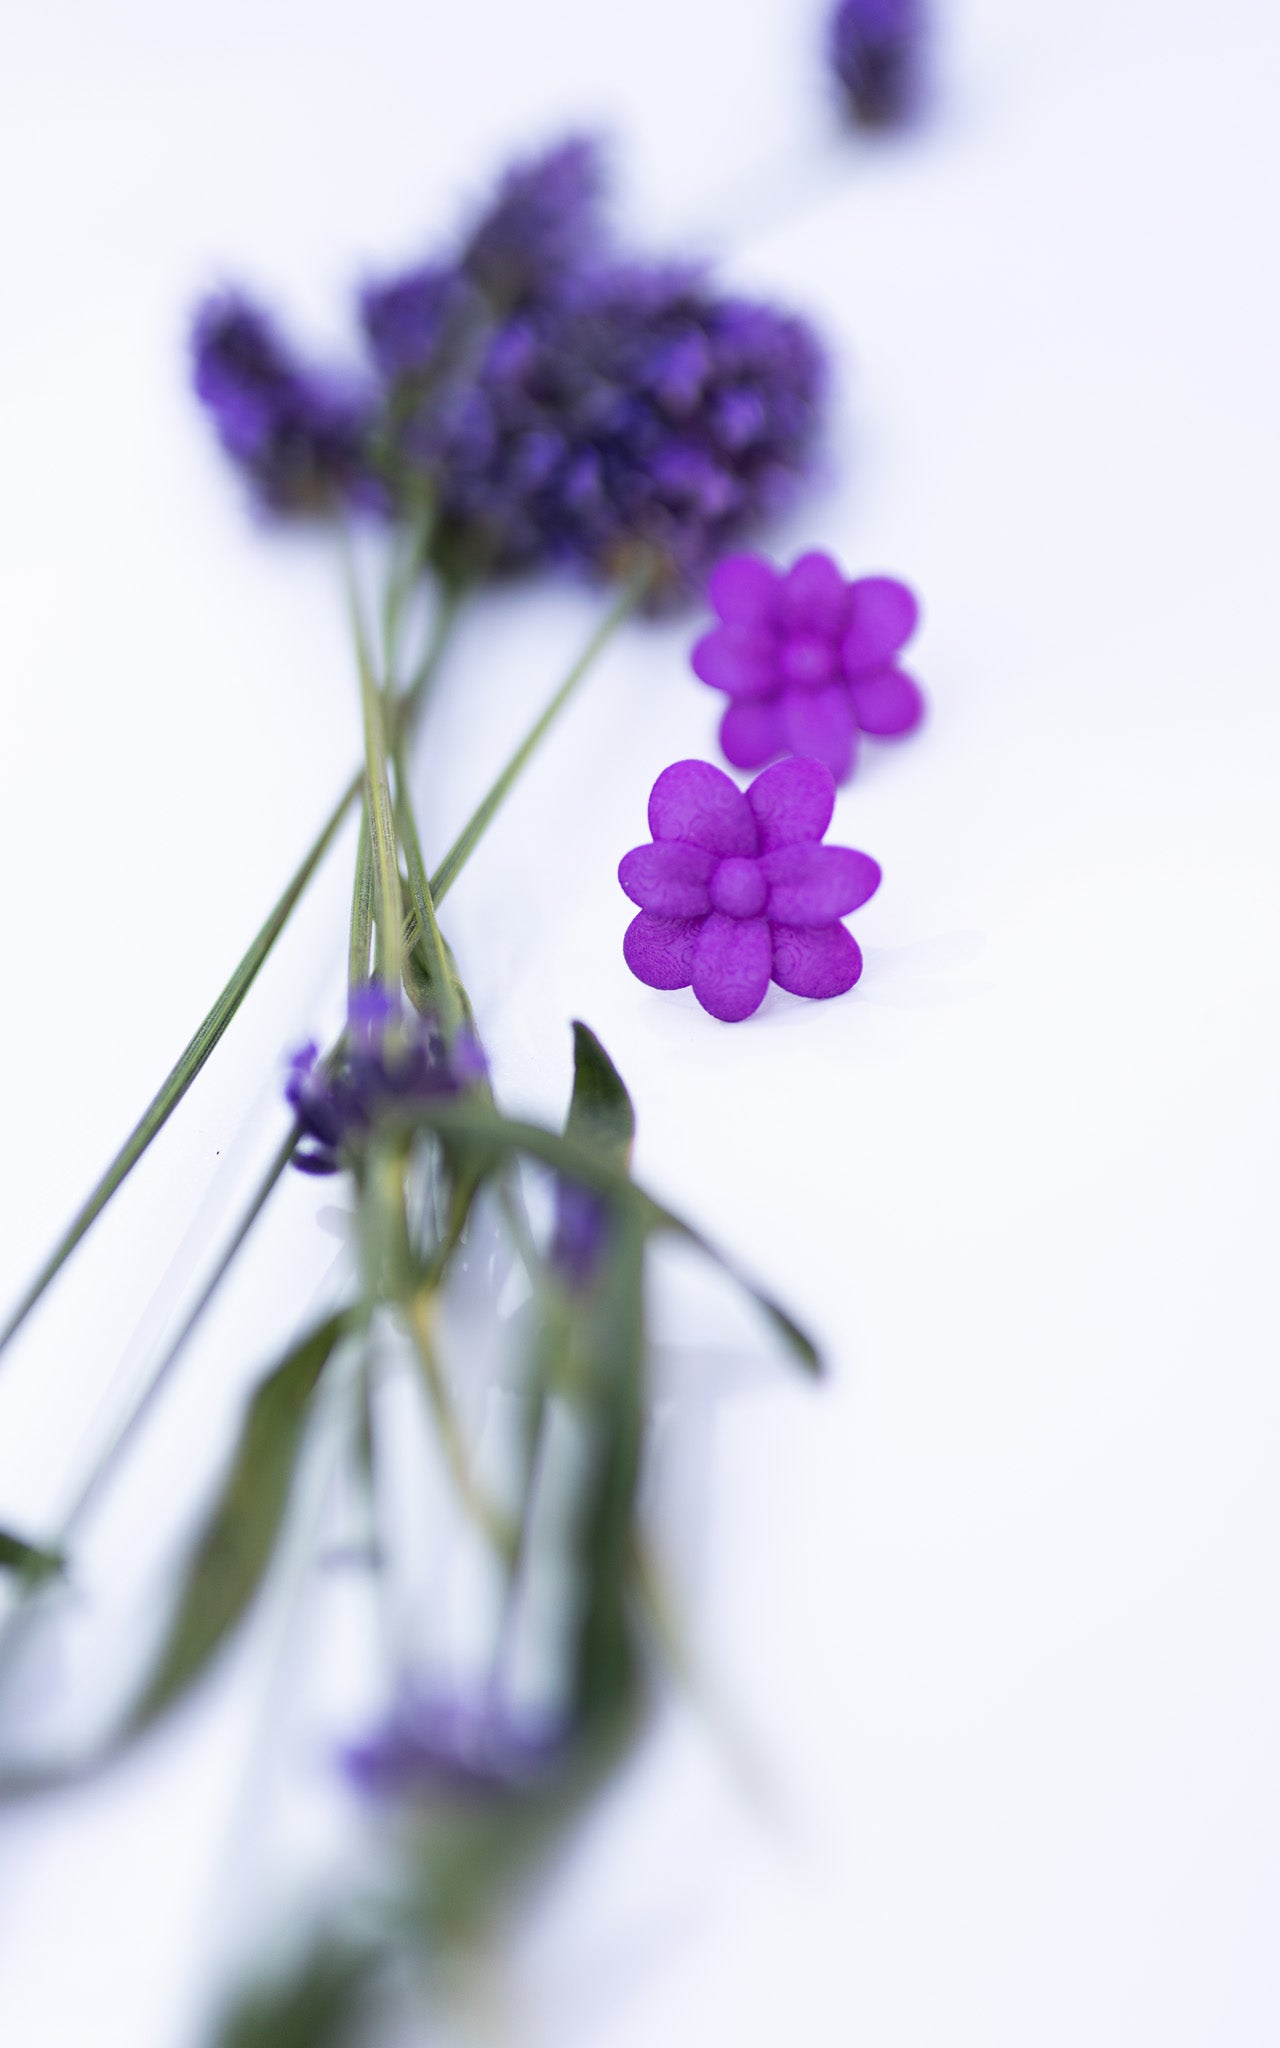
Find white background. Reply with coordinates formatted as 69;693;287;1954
1;0;1279;2042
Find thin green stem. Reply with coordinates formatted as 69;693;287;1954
424;562;653;914
0;780;356;1366
344;550;405;1001
393;752;461;1042
348;807;374;995
0;572;465;1371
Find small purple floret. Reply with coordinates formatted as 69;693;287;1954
619;757;881;1023
191;292;376;513
549;1180;610;1290
343;1691;565;1802
692;548;924;783
830;0;925;129
285;988;483;1174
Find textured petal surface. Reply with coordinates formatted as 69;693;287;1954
719;697;787;770
690;624;778;698
781;684;858;782
623;911;701;990
648;759;757;856
762;842;882;924
782;551;851;638
618;840;715;917
842;577;919;674
848;664;925;736
691;913;773;1022
707;552;782;629
746;756;836;851
770;921;863;998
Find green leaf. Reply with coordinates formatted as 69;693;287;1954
380;1098;822;1377
126;1310;347;1737
564;1021;635;1168
0;1528;65;1589
212;1939;377;2048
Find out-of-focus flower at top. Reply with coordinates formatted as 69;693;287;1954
692;549;923;783
620;756;880;1022
191;292;377;514
829;0;925;130
421;266;826;591
285;988;485;1175
342;1690;565;1802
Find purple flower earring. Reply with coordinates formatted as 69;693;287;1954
692;549;924;783
619;757;881;1023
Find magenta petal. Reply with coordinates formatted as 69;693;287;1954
623;911;701;990
720;697;787;770
746;756;836;851
690;913;772;1022
707;552;781;629
782;551;851;638
690;624;777;699
848;665;925;737
781;685;858;782
618;840;715;917
842;578;919;674
648;759;757;857
771;923;863;999
762;842;881;924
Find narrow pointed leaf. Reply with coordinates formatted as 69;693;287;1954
565;1022;635;1167
126;1309;347;1736
0;1528;66;1589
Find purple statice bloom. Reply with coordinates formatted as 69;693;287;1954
549;1179;609;1290
692;550;923;784
343;1691;565;1802
830;0;925;129
620;757;880;1023
285;988;484;1174
191;291;376;514
423;264;826;588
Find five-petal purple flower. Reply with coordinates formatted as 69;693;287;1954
692;549;923;784
620;757;880;1022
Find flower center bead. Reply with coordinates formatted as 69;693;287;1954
780;633;837;689
710;856;768;919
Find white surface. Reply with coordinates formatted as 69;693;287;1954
2;0;1280;2042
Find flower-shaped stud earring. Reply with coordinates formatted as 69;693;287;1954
692;549;924;783
619;756;881;1022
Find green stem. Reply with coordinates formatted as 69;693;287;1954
344;545;405;1001
424;561;653;915
348;807;374;994
393;752;462;1042
0;782;355;1366
0;570;464;1371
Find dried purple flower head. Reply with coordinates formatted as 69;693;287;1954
285;988;484;1174
830;0;925;129
359;137;605;390
462;136;605;311
343;1691;565;1802
422;266;826;589
191;292;376;513
620;757;880;1022
693;550;923;784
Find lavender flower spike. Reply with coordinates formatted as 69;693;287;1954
191;291;375;513
620;758;881;1023
829;0;925;129
285;988;484;1174
693;549;924;784
343;1691;565;1802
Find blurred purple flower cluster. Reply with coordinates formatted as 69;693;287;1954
286;988;484;1175
193;138;826;594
